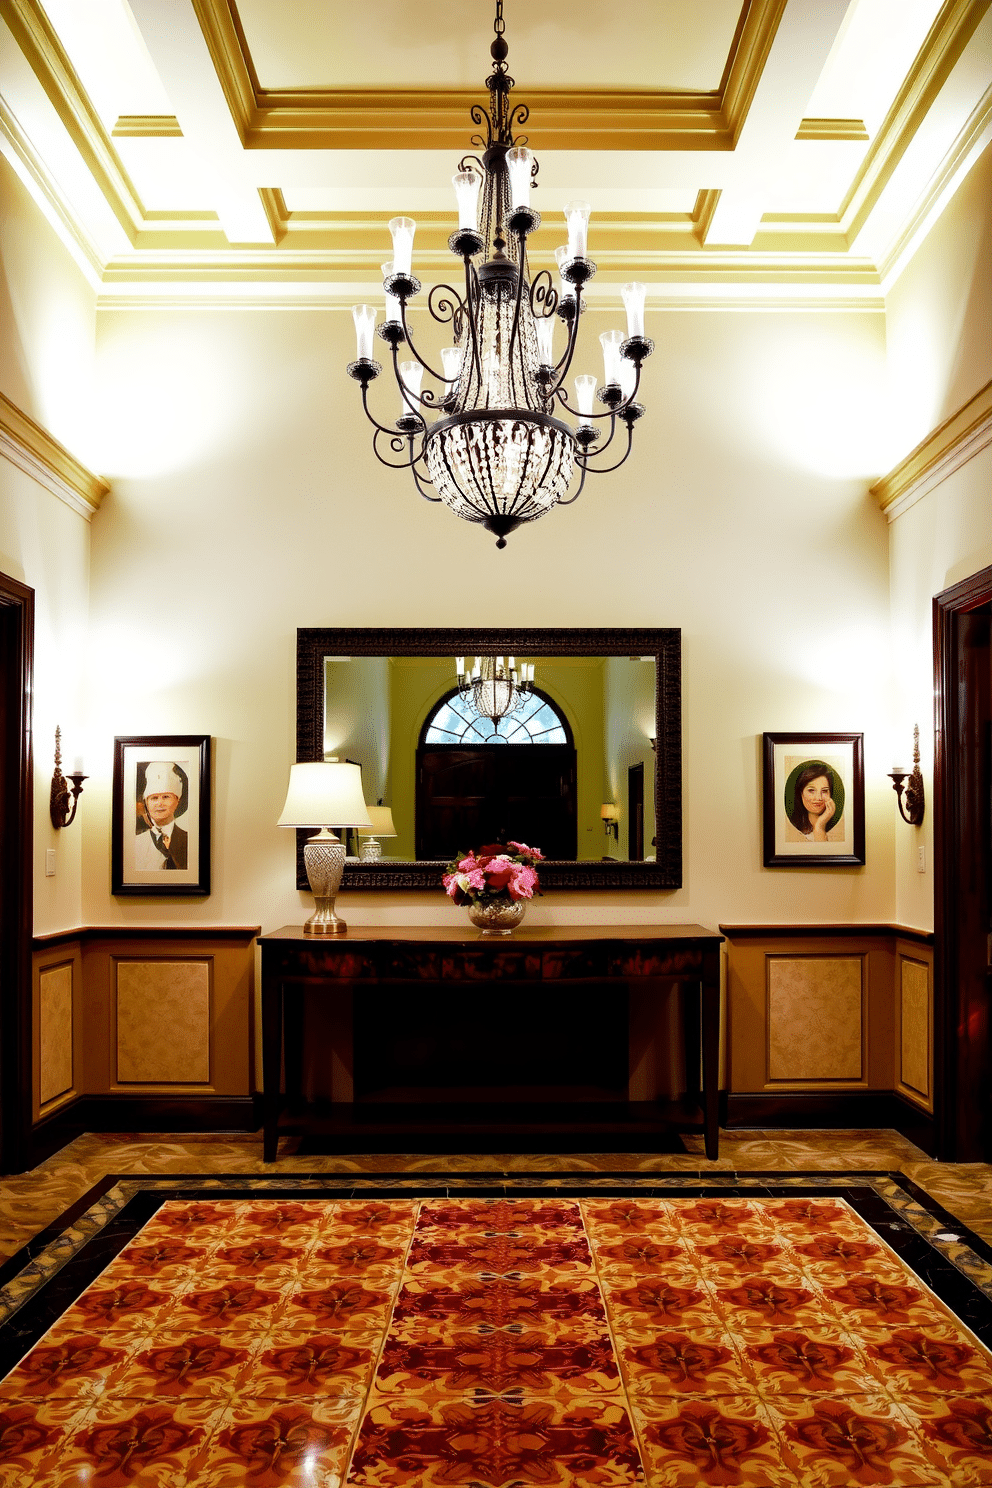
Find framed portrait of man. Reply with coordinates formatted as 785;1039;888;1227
762;732;865;868
112;735;211;895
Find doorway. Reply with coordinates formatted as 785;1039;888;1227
934;564;992;1161
0;572;34;1174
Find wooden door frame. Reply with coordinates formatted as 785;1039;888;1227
0;571;34;1174
933;563;991;1159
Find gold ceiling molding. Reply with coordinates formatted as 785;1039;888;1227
112;115;183;138
841;0;991;242
0;393;109;519
191;0;792;152
796;118;870;141
0;0;144;241
871;379;992;519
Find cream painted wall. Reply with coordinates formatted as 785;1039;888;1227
604;657;656;860
81;299;897;931
883;142;992;464
884;140;992;930
0;156;99;465
1;154;96;935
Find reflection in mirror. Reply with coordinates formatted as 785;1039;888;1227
322;654;656;864
297;629;681;890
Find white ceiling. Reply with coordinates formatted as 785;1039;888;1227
1;0;989;306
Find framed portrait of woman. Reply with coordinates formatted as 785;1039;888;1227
762;732;865;867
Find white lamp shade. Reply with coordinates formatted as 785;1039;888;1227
359;805;397;838
277;762;373;828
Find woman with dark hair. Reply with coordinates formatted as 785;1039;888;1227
788;762;838;841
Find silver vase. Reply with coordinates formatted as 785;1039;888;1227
467;899;526;936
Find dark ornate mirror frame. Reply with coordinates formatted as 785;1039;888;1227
296;627;681;890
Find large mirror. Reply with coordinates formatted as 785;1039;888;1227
296;628;681;889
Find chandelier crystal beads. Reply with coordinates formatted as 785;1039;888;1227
457;654;535;733
347;0;653;548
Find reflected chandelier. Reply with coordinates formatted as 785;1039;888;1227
457;654;535;732
347;0;653;549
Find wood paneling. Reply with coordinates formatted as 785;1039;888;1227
898;953;932;1107
116;959;211;1085
767;957;863;1082
38;962;73;1105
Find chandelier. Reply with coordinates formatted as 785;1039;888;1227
347;0;653;548
457;654;535;732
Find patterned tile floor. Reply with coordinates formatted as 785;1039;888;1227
2;1128;990;1267
1;1183;991;1485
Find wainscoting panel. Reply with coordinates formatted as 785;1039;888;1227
767;956;863;1082
38;962;73;1105
721;925;935;1149
897;947;933;1112
116;959;211;1085
29;928;259;1156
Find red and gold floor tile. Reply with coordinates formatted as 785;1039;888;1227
2;1186;991;1485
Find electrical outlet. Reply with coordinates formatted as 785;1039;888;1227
45;849;56;877
917;845;926;873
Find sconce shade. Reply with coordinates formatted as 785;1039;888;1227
359;805;397;838
277;762;372;829
601;804;620;822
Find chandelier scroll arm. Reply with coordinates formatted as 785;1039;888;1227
357;379;419;443
462;253;484;389
410;462;443;502
371;426;426;471
556;456;589;507
542;284;587;395
396;298;449;386
575;419;636;475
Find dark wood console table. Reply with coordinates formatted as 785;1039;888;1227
259;923;723;1161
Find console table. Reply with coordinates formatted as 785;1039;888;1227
259;923;723;1161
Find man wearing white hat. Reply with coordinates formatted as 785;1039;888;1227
134;761;188;870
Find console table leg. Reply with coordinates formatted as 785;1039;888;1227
701;953;721;1160
261;968;282;1162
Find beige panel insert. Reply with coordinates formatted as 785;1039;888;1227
768;957;863;1082
39;963;73;1105
117;960;211;1084
900;957;930;1099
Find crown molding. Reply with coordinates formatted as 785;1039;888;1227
0;0;144;240
795;117;870;141
188;0;788;152
0;393;109;518
840;0;991;243
871;379;992;520
879;83;992;288
0;97;104;284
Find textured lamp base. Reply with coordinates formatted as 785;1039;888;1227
360;837;382;861
303;831;348;935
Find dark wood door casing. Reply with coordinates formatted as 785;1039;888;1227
934;564;992;1161
0;571;34;1175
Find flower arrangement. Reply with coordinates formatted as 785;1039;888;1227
443;841;543;906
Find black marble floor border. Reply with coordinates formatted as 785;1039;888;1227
1;1172;991;1378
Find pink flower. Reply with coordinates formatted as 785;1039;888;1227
508;841;544;861
481;855;515;890
507;864;538;900
457;855;478;873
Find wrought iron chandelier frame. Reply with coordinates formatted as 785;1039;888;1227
346;0;654;546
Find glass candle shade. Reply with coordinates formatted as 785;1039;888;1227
574;374;597;417
622;281;646;338
535;316;555;366
555;244;573;298
452;170;481;231
399;359;424;413
388;216;416;275
352;304;377;361
506;147;534;210
441;346;464;384
381;262;402;323
619;356;637;400
599;329;625;385
564;200;591;259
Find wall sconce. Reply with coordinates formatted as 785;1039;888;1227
888;724;925;826
601;803;620;841
649;736;657;752
50;726;87;828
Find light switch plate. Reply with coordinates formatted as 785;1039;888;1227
45;848;56;876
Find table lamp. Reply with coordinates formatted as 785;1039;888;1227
358;805;397;861
277;761;372;935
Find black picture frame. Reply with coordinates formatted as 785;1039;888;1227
112;735;211;896
762;732;865;868
296;628;682;890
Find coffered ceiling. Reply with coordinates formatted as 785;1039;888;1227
1;0;989;306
